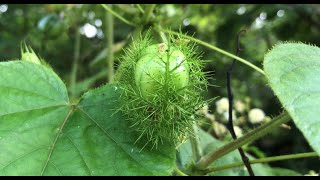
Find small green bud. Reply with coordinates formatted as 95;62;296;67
21;45;41;65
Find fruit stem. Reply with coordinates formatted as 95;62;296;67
144;4;156;24
136;4;145;14
174;167;188;176
190;123;203;161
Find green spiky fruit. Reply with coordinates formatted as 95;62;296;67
115;31;208;149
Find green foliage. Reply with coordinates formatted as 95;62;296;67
0;4;319;176
177;128;302;176
264;42;320;155
0;61;175;175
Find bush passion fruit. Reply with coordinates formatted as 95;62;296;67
115;32;208;148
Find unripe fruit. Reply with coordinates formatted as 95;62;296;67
142;43;168;56
135;43;189;100
115;32;208;148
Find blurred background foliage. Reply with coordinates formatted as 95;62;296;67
0;4;319;174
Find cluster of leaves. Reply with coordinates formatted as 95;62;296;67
0;4;319;175
0;57;176;175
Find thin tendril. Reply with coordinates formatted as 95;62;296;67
227;29;255;176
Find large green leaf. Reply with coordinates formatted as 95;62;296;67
0;61;70;175
0;61;175;175
177;128;301;176
264;43;320;155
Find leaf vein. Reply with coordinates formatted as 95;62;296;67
65;134;92;175
40;106;74;175
77;107;155;175
0;104;68;117
0;146;50;172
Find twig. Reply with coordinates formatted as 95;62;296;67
195;112;291;170
144;4;156;23
204;152;318;173
135;4;145;14
106;5;114;82
70;28;81;98
226;30;255;176
101;4;136;27
190;123;203;162
158;28;265;75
